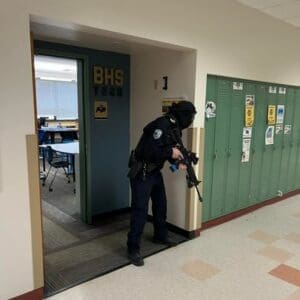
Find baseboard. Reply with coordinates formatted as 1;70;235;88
10;287;43;300
147;215;201;239
201;189;300;230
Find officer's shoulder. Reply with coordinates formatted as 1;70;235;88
153;116;171;128
143;116;173;136
145;116;171;131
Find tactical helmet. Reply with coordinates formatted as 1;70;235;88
168;101;197;129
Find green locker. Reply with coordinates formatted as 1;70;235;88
203;75;300;223
249;83;267;205
287;88;299;191
209;78;232;219
237;82;255;209
268;87;284;199
259;86;276;201
224;80;244;214
278;88;295;193
203;76;218;221
293;89;300;190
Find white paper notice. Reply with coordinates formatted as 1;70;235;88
242;138;251;163
275;124;283;134
284;125;292;135
276;105;285;124
243;127;252;138
265;126;275;145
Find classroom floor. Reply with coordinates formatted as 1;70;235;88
41;166;187;298
47;195;300;300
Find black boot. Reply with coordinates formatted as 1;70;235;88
153;236;178;247
127;250;144;266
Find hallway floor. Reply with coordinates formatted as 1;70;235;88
48;195;300;300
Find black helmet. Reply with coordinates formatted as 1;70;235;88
168;101;197;129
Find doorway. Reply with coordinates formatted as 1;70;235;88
31;21;195;297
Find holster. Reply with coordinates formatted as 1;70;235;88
127;151;143;179
127;150;160;179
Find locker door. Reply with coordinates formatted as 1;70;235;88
249;83;267;204
237;82;256;209
278;88;295;193
293;88;300;190
259;86;277;201
268;86;282;199
224;79;244;214
287;88;299;192
203;76;218;222
209;78;232;219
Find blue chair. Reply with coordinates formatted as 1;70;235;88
43;146;70;192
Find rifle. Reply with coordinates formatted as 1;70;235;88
169;128;203;203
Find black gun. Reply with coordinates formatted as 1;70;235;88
169;129;203;203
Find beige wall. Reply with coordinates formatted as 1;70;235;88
131;49;196;228
1;0;300;298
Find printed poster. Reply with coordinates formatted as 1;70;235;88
243;127;252;138
245;95;255;106
275;124;283;135
276;105;285;124
284;125;292;135
279;87;286;94
162;98;182;113
205;101;216;118
233;82;243;90
245;106;254;127
269;86;277;94
242;138;251;163
265;126;275;145
94;101;108;119
245;95;255;127
267;105;276;125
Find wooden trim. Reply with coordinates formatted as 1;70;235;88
26;135;44;288
30;32;38;132
185;127;204;231
10;287;43;300
201;189;300;230
29;32;45;289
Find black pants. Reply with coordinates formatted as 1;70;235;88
127;170;168;252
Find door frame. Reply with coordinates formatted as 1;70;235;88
34;45;91;223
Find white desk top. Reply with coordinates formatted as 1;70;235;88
40;141;79;154
40;126;78;132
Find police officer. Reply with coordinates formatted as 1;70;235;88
127;101;197;266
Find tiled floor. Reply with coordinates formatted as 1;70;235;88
41;168;186;297
48;195;300;300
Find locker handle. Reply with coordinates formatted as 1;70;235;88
227;148;231;157
213;151;218;160
252;148;255;154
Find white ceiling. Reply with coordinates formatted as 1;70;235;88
237;0;300;27
31;19;192;56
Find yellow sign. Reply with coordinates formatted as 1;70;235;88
245;105;254;127
162;98;183;113
268;105;276;125
95;101;108;119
